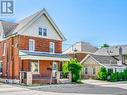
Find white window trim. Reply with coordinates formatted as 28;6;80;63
38;27;43;36
29;39;35;52
30;60;40;74
38;27;48;37
50;42;55;53
0;62;2;74
84;67;88;75
93;68;96;75
3;43;6;56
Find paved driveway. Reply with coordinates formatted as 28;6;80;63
1;80;127;95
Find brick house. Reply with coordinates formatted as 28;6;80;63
0;9;70;84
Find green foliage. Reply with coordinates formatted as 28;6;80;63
97;67;108;80
101;44;110;48
110;73;118;82
68;59;82;82
62;62;69;78
109;69;127;82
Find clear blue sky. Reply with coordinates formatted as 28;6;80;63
1;0;127;50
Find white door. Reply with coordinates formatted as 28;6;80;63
52;62;58;77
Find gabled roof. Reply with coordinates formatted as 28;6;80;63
0;9;66;41
0;20;17;36
94;45;127;56
63;41;98;54
81;54;125;67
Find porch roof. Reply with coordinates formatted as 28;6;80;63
19;50;70;61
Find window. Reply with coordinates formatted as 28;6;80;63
38;27;47;36
39;27;42;36
29;39;35;52
43;28;47;36
3;43;6;56
108;68;113;75
0;62;2;73
85;68;88;74
93;68;96;75
53;62;58;71
30;61;39;73
50;42;55;53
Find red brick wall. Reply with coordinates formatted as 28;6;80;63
0;35;62;79
19;35;62;53
68;53;87;62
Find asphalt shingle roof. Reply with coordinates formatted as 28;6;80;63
0;20;17;36
19;50;69;58
90;54;118;65
94;45;127;56
64;41;98;54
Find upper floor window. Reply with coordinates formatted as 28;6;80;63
3;43;6;56
38;27;47;36
29;39;35;52
50;42;55;53
38;27;43;36
43;28;47;36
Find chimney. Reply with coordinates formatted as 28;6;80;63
118;47;123;65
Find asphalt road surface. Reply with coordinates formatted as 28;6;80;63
1;82;127;95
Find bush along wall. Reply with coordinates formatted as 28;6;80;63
110;70;127;82
98;67;127;82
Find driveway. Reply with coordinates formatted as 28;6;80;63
1;80;127;95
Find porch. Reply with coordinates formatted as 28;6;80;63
19;50;71;85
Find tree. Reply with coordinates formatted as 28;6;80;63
68;59;82;82
97;67;108;80
101;44;110;48
62;62;69;78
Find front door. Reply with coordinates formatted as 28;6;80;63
52;62;58;77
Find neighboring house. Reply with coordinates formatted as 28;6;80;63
94;45;127;64
81;46;127;79
0;9;70;84
63;41;98;62
81;54;126;79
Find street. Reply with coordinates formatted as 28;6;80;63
1;80;127;95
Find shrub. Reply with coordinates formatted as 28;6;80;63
97;67;108;80
110;73;118;82
68;59;82;82
62;62;69;78
124;69;127;80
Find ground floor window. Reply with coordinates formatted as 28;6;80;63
84;67;88;74
108;68;113;75
93;68;96;75
30;61;39;73
0;62;2;73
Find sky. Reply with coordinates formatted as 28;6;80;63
1;0;127;50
